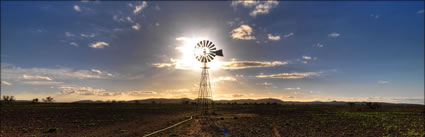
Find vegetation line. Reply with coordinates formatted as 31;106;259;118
142;115;193;137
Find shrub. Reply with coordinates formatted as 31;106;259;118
42;96;54;103
2;95;15;103
32;98;39;103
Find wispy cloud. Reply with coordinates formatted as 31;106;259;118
257;82;272;86
65;32;76;37
91;69;102;74
132;23;141;30
328;32;341;38
231;0;279;17
417;9;424;14
80;33;95;38
221;60;287;70
113;15;134;23
59;85;160;97
267;34;280;40
133;1;148;14
89;42;109;49
1;81;12;86
283;32;294;38
153;60;287;70
231;25;256;40
302;56;312;60
370;14;380;19
2;64;112;81
377;80;389;84
285;87;301;90
22;74;53;81
69;42;79;47
314;43;324;48
256;72;320;79
23;81;63;85
232;94;244;98
59;86;116;96
73;5;81;12
212;76;237;82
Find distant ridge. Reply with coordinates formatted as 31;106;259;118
67;98;422;105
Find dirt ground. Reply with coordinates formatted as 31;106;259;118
1;103;424;137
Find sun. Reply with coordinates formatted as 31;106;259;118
175;37;222;70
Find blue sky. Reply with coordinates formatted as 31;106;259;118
1;1;424;104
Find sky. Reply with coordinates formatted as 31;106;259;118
1;1;424;104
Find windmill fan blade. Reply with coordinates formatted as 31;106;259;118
208;43;214;48
206;41;211;47
208;54;214;60
213;49;223;57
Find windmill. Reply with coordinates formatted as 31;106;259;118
194;40;223;114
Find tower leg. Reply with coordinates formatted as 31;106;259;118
197;64;213;115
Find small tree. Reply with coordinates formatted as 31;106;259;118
42;96;54;103
2;95;15;103
32;98;39;103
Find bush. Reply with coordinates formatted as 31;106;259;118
42;96;54;103
2;95;15;103
32;98;39;103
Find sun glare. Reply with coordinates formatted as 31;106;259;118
175;37;222;70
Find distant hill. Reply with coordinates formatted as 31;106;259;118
67;98;422;106
72;100;105;103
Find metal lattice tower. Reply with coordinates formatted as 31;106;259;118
198;63;213;114
194;40;223;114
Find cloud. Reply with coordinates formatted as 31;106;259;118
91;69;102;74
370;14;380;19
256;72;320;79
417;9;424;14
250;1;278;17
155;22;160;27
58;85;159;97
267;34;280;40
212;76;237;82
65;32;75;37
328;32;341;38
69;42;79;47
133;1;148;14
132;23;141;30
232;0;279;17
127;90;158;96
153;59;287;70
152;63;175;68
2;64;111;80
22;74;53;81
302;56;312;60
23;81;63;85
1;81;12;86
59;86;115;96
285;87;301;90
283;32;294;38
314;43;324;48
258;82;272;86
232;94;244;98
89;42;109;49
80;33;95;38
231;25;256;40
221;60;287;70
377;80;389;84
73;5;81;12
